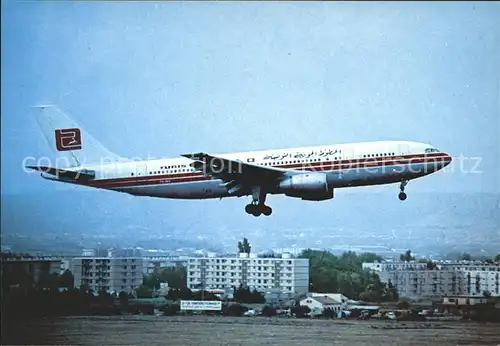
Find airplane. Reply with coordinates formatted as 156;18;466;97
26;105;452;216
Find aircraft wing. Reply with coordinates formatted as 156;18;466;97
181;152;286;194
26;166;96;181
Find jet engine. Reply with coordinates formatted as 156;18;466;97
277;173;334;201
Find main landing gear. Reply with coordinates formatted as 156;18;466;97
245;186;272;217
398;180;408;201
245;203;272;217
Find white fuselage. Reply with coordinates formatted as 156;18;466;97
43;140;451;200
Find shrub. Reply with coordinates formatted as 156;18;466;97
224;303;248;317
163;304;180;316
262;306;277;317
396;300;410;310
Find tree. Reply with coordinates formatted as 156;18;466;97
37;272;60;291
59;269;75;288
136;285;153;298
225;303;247;316
167;287;193;301
494;254;500;262
399;250;415;262
385;279;399;301
143;267;186;290
299;249;387;301
396;299;410;310
359;290;380;302
426;260;437;270
119;291;129;306
291;305;310;318
237;238;251;254
358;253;383;263
97;287;114;305
163;304;180;316
233;285;265;304
192;290;220;301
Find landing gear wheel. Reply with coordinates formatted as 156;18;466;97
262;205;272;216
398;192;407;201
245;204;255;214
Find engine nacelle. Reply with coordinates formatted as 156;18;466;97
277;173;334;201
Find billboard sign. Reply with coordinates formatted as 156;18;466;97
180;300;222;311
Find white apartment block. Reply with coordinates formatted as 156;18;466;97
187;253;309;294
72;257;143;294
363;261;500;299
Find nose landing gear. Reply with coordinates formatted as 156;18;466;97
398;180;408;201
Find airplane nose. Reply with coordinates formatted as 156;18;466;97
443;153;452;167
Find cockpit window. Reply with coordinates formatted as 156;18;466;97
425;148;439;153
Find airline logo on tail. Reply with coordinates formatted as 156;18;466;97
55;128;82;151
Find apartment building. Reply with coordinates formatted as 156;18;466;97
72;257;143;294
2;256;63;287
363;261;500;299
444;262;500;297
186;253;309;294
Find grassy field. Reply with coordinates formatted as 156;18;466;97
3;315;500;345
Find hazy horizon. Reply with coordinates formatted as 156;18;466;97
2;1;499;254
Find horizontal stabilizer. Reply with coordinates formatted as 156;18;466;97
26;166;96;180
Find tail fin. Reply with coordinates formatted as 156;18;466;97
32;105;127;168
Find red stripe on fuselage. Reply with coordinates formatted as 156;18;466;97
74;153;451;189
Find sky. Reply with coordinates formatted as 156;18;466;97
1;1;499;249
